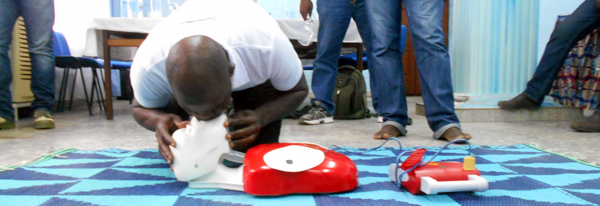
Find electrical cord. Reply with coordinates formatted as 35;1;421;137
324;137;404;156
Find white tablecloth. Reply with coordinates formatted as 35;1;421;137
84;18;362;57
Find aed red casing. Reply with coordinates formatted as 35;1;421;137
243;143;359;196
402;162;481;195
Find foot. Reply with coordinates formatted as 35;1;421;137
298;101;334;125
440;127;472;142
0;117;15;130
33;109;55;130
570;111;600;132
498;93;541;110
374;125;404;139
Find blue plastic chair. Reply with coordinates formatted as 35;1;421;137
54;32;134;116
53;32;93;115
78;57;134;105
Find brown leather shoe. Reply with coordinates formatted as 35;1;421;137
570;111;600;132
498;93;541;110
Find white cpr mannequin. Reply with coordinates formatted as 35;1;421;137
170;114;245;191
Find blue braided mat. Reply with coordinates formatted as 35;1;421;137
1;144;599;206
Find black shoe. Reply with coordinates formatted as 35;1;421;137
570;111;600;132
498;93;541;110
298;101;334;125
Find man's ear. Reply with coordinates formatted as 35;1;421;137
229;63;235;77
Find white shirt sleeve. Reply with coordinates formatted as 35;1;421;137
130;60;172;108
266;33;304;91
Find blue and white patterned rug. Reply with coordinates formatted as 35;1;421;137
1;144;599;206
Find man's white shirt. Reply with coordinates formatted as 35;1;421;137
130;0;303;108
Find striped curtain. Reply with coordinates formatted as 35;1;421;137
449;0;540;95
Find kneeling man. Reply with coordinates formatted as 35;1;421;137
130;0;308;166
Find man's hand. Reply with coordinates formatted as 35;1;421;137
350;0;356;4
300;0;313;20
597;0;600;9
155;114;188;167
224;110;262;151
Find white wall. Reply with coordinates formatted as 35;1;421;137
536;0;584;63
54;0;110;56
53;0;113;102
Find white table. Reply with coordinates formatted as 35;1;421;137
84;18;364;120
84;18;363;57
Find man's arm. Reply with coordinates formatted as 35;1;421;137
132;101;168;132
132;98;188;131
255;73;308;127
133;98;188;165
225;74;308;150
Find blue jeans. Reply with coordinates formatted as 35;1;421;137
312;0;375;114
0;0;55;121
526;0;600;104
366;0;460;138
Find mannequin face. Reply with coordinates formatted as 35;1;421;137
170;114;230;182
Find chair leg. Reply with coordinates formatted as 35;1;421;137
78;67;93;116
56;68;68;112
68;68;78;111
98;68;107;110
94;68;106;111
90;70;96;109
59;68;71;113
62;68;71;112
90;67;104;112
128;82;133;104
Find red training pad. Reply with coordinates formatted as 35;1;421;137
243;143;359;196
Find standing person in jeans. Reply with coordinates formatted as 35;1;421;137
0;0;56;130
499;0;600;132
297;0;379;125
365;0;470;141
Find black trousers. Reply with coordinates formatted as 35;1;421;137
231;81;281;152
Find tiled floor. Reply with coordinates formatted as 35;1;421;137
1;96;598;169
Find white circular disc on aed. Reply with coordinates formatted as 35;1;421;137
263;145;325;172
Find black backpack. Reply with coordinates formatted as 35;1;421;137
332;65;370;119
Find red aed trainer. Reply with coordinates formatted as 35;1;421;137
243;143;359;196
389;149;488;195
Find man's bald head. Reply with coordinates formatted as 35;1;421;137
166;35;233;120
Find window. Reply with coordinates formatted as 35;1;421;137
110;0;317;19
110;0;187;17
